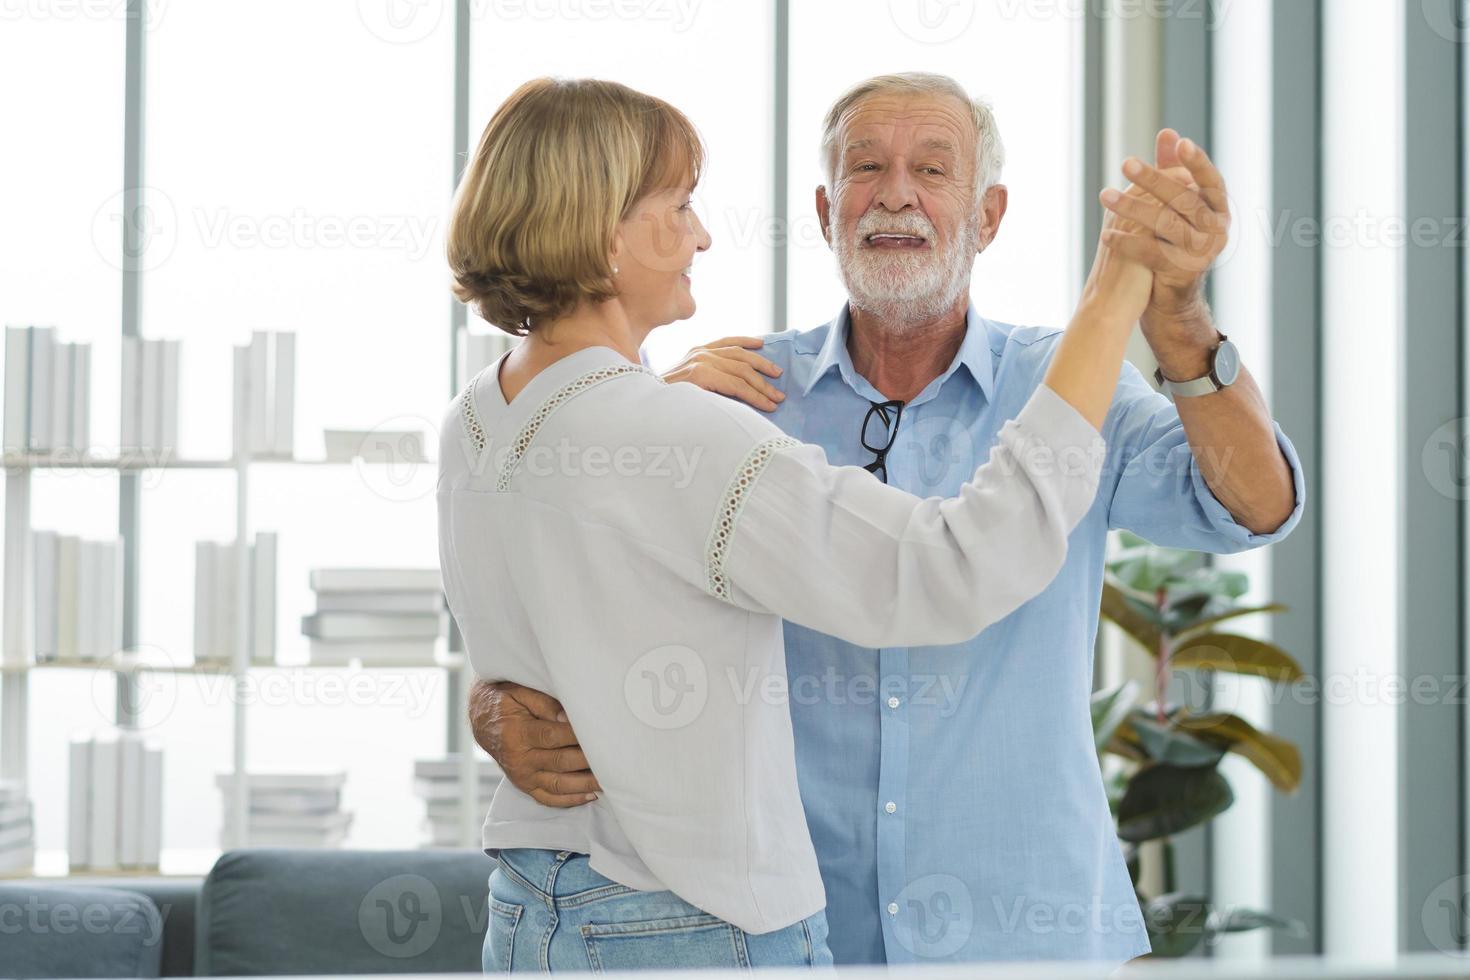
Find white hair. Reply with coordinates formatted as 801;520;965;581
819;72;1006;202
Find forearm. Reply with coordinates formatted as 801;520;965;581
1146;304;1295;535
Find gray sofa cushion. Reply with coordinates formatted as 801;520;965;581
195;848;494;976
0;883;164;978
49;877;200;976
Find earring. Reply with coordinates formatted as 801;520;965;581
612;264;620;274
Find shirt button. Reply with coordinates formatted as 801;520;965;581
884;801;897;814
887;902;899;916
887;696;900;708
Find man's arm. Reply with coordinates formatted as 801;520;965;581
1100;130;1296;535
468;679;601;807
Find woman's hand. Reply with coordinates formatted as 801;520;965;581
1080;183;1157;328
661;336;786;412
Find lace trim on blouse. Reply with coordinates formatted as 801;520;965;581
705;435;800;602
495;363;660;491
456;366;491;455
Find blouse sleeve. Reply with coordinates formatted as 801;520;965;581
713;382;1107;647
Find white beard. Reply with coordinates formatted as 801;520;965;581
831;208;978;330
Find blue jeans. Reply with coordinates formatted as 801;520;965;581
482;847;834;972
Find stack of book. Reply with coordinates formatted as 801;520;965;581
33;530;122;663
0;780;35;875
119;336;181;457
232;330;295;458
217;771;351;847
67;729;164;872
194;531;277;666
303;568;446;666
413;756;502;847
455;327;519;390
3;325;91;454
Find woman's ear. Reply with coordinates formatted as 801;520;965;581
608;227;625;278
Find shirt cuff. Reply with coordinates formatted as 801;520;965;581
1190;419;1306;547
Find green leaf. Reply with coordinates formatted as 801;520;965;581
1176;603;1288;639
1125;712;1228;768
1091;680;1140;751
1206;906;1309;938
1143;893;1212;957
1174;712;1303;793
1108;546;1198;593
1171;633;1305;683
1117;764;1234;842
1100;581;1163;654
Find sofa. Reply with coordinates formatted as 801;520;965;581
1;848;495;978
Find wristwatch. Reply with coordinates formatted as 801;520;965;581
1153;333;1240;398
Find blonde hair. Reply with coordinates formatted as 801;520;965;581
819;72;1005;202
447;77;705;336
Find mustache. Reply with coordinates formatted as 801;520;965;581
852;210;938;240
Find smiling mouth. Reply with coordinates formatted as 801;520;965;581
864;233;929;248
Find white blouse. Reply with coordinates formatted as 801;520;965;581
436;343;1106;935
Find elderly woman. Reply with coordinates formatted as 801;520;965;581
438;77;1151;972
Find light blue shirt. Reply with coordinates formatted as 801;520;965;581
747;303;1306;966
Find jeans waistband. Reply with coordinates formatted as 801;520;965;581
495;847;640;908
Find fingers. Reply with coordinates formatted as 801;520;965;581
668;348;786;412
1176;137;1229;212
711;345;784;380
1099;187;1211;255
1155;128;1183;171
700;335;768;353
1101;227;1168;268
1121;157;1227;234
500;682;567;722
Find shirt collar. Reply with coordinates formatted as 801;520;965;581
801;301;996;405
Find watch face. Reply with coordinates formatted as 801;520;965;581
1214;340;1241;387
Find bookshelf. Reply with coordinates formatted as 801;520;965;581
0;329;506;877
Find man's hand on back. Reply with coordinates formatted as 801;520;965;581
469;680;602;807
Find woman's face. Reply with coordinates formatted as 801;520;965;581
611;185;711;329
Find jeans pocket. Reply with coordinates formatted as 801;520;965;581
483;896;523;974
580;913;749;972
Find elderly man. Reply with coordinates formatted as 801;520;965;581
467;72;1303;966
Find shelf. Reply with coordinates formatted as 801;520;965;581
2;651;465;674
2;452;432;471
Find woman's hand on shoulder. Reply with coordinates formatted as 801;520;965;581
661;336;786;413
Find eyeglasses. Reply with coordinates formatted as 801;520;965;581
860;398;905;484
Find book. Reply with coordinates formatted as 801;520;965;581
272;332;294;456
215;771;347;793
71;342;90;453
413;775;499;803
307;638;439;665
140;339;161;453
140;742;163;867
89;729;120;871
27;326;53;452
75;541;99;660
68;732;91;870
251;531;276;662
223;809;351;834
0;780;25;805
194;541;215;663
413;755;502;781
3;326;28;452
50;341;69;451
249;332;269;454
0;799;32;829
309;568;442;593
120;336;140;453
0;845;35;874
159;339;179;458
313;590;444;614
33;529;57;662
56;534;78;659
118;731;144;868
301;610;445;641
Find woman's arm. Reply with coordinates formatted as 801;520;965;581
715;240;1153;648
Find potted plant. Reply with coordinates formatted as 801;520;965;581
1093;531;1308;955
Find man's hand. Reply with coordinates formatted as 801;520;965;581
1099;128;1232;378
661;336;786;412
468;680;601;807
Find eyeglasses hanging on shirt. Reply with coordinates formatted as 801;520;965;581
860;398;905;484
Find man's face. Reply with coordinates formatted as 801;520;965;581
822;93;991;325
